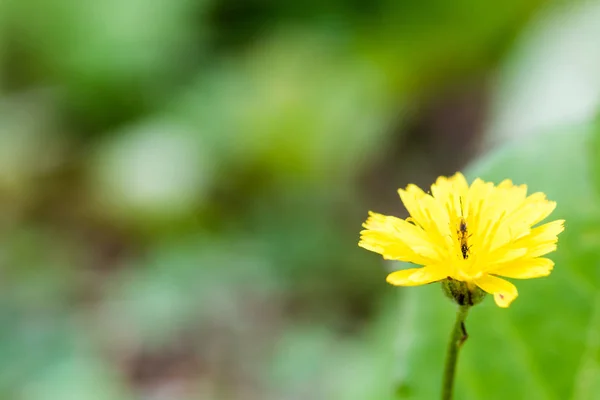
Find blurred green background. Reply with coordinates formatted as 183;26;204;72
0;0;599;399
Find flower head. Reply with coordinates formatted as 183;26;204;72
359;172;564;308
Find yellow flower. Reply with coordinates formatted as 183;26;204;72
358;172;564;308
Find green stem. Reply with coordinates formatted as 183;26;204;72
441;305;470;400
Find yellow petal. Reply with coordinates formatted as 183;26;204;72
386;266;447;287
515;219;565;247
503;193;556;234
359;211;442;263
431;172;469;218
474;275;518;308
491;258;554;279
397;184;429;228
483;219;564;267
466;178;496;236
359;233;428;263
398;185;452;247
529;219;565;240
491;248;528;264
525;243;558;258
497;179;514;189
481;185;528;250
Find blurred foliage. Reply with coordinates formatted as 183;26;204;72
0;0;596;399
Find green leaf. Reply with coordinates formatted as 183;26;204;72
395;125;600;399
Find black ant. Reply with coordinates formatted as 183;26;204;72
457;198;472;259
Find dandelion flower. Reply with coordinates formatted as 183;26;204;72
358;172;564;308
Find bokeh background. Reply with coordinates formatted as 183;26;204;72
1;0;599;399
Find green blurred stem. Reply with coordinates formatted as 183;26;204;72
441;305;470;400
